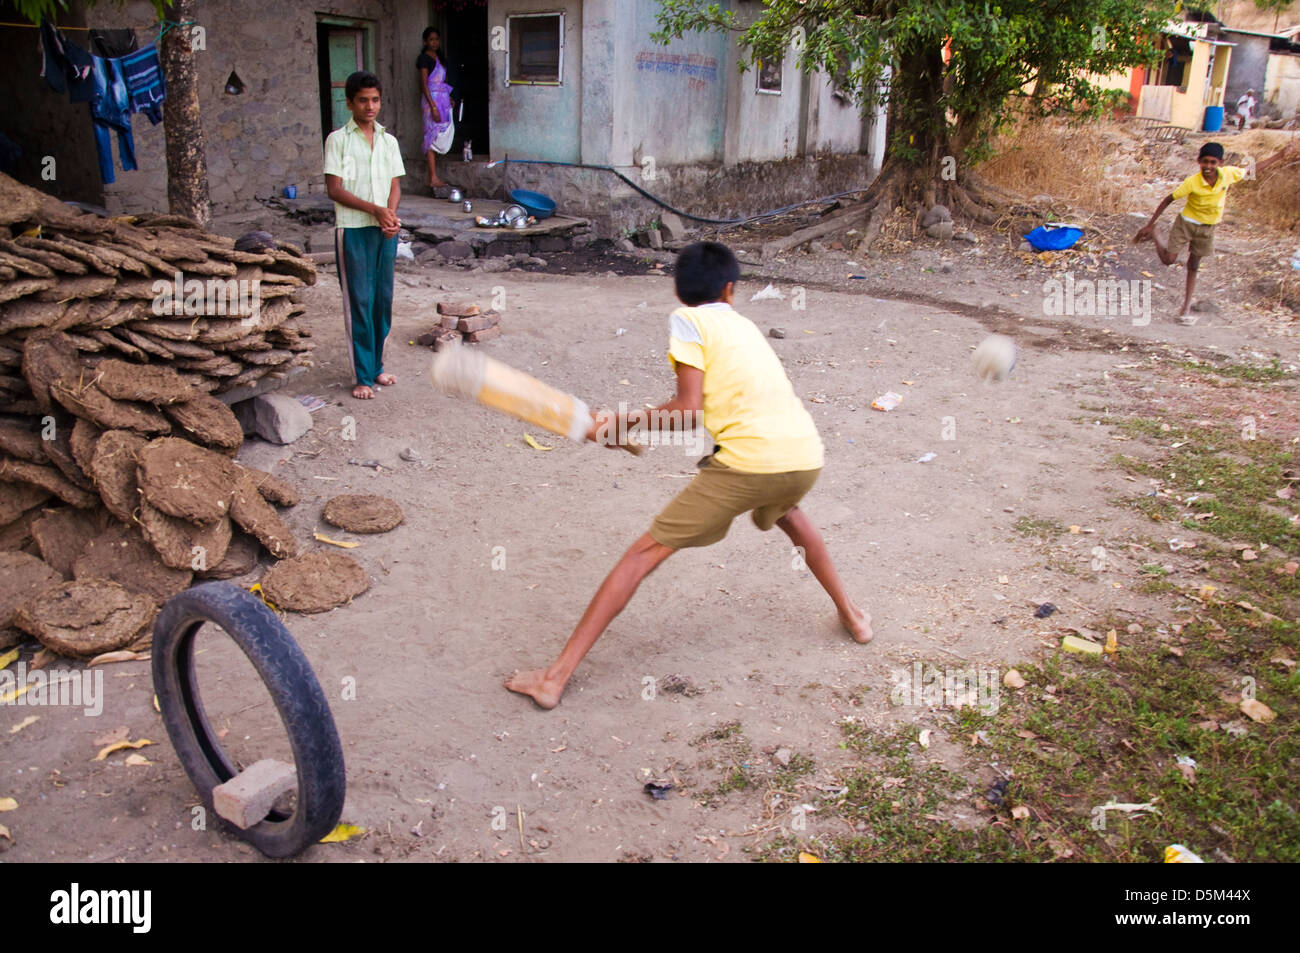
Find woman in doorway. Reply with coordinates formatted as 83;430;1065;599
417;26;455;190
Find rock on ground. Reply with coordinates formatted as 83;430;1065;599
234;393;313;445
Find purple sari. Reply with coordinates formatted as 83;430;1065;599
421;57;453;154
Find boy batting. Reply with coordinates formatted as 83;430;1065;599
506;241;870;710
1134;141;1247;322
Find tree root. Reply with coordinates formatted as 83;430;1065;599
855;178;902;253
948;184;1001;225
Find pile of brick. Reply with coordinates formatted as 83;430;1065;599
0;173;317;658
416;301;501;351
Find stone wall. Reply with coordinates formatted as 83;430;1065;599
92;0;424;216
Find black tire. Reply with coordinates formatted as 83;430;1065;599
152;581;345;858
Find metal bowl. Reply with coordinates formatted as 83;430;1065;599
511;217;529;230
502;204;528;224
448;188;464;203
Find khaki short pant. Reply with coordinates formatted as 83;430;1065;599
1167;216;1215;260
649;457;821;550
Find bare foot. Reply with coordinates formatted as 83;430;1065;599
352;384;375;400
376;373;396;386
504;669;565;709
839;602;873;643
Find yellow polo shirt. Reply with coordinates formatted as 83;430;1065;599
668;303;824;474
323;118;406;229
1171;166;1245;226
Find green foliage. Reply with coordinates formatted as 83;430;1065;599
10;0;170;24
655;0;1178;166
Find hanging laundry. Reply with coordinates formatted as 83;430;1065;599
90;28;139;59
40;18;95;102
90;56;138;184
120;45;166;125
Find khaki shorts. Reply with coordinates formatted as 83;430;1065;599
1167;216;1215;260
648;457;821;550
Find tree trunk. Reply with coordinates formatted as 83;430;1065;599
160;0;211;226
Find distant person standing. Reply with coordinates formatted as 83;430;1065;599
1236;89;1257;130
418;26;456;191
323;70;405;400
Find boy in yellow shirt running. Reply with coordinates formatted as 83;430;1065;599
1134;142;1247;323
505;241;870;709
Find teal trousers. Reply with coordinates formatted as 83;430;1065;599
335;226;397;387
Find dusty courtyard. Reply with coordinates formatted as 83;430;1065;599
2;223;1296;861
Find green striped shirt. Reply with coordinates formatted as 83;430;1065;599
323;118;406;229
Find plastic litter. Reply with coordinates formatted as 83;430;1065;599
1164;844;1204;863
1024;224;1083;251
1062;634;1103;655
871;391;903;412
750;283;786;302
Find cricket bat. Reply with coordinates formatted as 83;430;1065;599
431;341;642;454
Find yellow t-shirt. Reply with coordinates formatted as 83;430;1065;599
1171;166;1245;225
667;303;824;474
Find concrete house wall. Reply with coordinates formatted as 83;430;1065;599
486;0;584;163
3;0;885;233
1265;52;1300;115
607;0;729;166
1222;31;1272;110
483;0;882;233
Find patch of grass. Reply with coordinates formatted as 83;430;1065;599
1015;516;1068;540
1110;418;1300;550
692;720;756;807
1180;358;1291;383
759;412;1298;863
769;617;1296;862
771;753;816;792
713;765;754;797
693;721;742;745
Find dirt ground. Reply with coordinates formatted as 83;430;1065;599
3;161;1298;863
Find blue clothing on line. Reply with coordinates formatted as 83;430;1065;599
120;45;166;125
90;56;137;184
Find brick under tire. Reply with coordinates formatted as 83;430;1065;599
152;582;346;858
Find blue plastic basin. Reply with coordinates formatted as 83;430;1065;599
509;189;556;220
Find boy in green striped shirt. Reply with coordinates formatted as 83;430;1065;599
323;70;406;400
